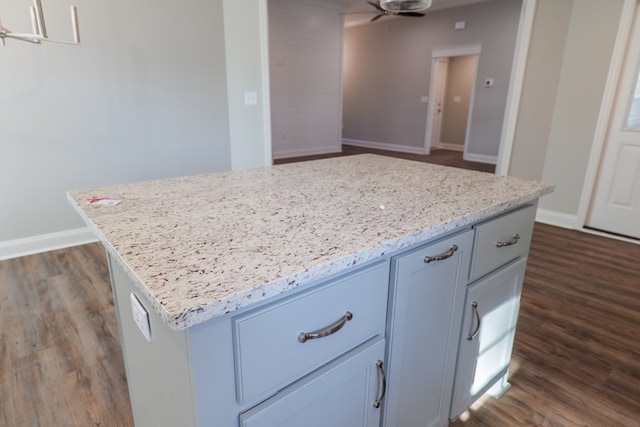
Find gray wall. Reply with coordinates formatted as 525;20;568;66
0;0;231;245
342;0;521;158
509;0;623;218
269;0;345;159
440;55;476;147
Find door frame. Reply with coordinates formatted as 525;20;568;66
424;44;481;155
576;0;638;229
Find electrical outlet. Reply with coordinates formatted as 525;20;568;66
130;293;151;342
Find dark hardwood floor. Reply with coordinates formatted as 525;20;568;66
274;144;496;173
2;150;639;426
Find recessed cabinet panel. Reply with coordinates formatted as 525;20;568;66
450;257;527;418
384;230;474;427
470;204;536;281
233;261;389;404
239;339;384;427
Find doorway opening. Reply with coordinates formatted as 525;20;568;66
424;45;480;156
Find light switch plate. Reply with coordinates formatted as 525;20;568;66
244;92;258;106
130;293;151;342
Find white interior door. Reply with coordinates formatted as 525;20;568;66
430;58;449;148
587;4;640;239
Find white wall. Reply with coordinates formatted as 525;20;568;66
269;0;346;159
342;0;521;159
509;0;624;223
0;0;231;256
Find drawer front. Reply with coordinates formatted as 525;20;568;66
469;204;536;281
232;261;389;404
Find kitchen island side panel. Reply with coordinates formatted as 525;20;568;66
108;253;198;426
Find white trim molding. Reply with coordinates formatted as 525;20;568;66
535;208;579;229
463;152;497;164
436;142;464;152
342;139;426;155
496;0;537;176
0;227;98;261
259;0;273;166
432;44;482;58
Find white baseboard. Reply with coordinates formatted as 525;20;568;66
342;138;426;155
535;208;579;229
436;142;464;152
272;145;341;160
0;227;98;261
463;152;498;164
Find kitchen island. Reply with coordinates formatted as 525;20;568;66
68;154;553;427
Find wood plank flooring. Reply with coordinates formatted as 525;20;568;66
0;243;134;427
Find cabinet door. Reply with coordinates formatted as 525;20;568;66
239;339;385;427
383;230;474;427
450;257;527;418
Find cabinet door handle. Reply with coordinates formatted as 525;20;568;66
466;301;481;341
423;244;458;264
496;234;520;248
298;311;353;343
373;360;387;408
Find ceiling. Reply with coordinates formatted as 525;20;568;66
343;0;493;27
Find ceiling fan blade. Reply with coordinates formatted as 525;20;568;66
367;1;384;11
397;11;425;17
370;13;385;22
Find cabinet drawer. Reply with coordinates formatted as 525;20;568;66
469;204;536;281
232;261;389;404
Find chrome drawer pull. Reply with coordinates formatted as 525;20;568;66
423;245;459;264
373;360;387;408
298;311;353;343
467;301;481;341
496;234;521;248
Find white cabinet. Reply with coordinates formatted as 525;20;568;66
383;230;474;427
239;339;385;427
450;257;527;418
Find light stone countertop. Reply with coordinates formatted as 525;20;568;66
67;154;553;330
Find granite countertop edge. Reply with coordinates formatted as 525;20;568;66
68;186;552;331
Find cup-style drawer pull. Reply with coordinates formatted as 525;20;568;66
373;360;387;408
466;301;481;341
496;234;520;248
298;311;353;343
423;245;459;264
